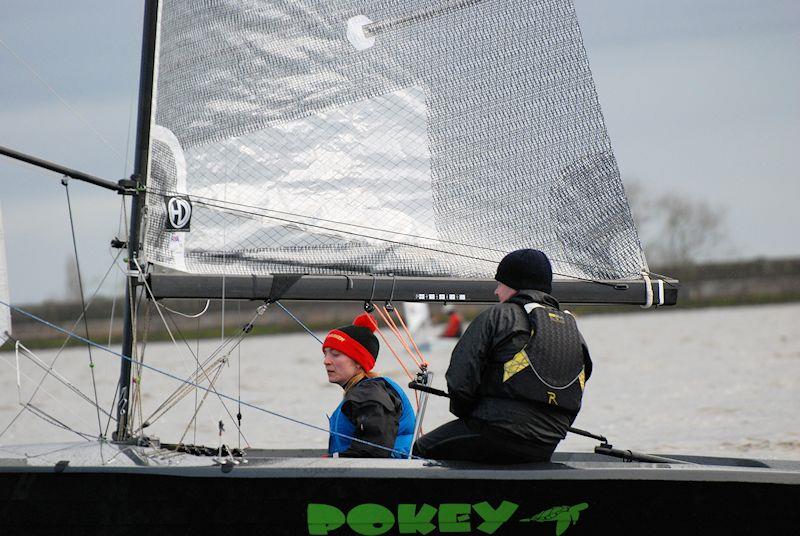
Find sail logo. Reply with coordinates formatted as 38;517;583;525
165;196;192;231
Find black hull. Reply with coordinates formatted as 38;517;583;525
1;455;798;535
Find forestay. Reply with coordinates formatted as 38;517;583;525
142;0;647;284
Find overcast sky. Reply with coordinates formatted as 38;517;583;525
1;0;798;304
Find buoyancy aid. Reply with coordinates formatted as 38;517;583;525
328;377;416;458
484;294;587;414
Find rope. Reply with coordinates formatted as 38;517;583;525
0;299;417;459
275;301;323;343
160;300;211;318
374;306;424;372
373;306;424;410
391;308;428;367
372;321;415;382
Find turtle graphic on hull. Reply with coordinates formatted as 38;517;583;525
520;503;588;535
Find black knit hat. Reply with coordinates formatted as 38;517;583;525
494;249;553;294
323;314;380;371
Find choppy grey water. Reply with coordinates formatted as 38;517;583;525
1;302;798;460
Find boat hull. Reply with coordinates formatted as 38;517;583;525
1;455;798;534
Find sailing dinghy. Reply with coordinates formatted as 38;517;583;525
1;0;798;533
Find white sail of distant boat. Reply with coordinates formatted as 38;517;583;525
0;204;11;347
402;302;433;353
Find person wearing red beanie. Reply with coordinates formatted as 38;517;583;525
323;313;416;458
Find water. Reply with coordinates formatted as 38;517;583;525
1;302;798;460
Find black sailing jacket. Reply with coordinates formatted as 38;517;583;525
445;290;593;446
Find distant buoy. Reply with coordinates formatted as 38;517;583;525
347;15;375;51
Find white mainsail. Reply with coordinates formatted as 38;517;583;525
0;204;11;346
142;0;648;284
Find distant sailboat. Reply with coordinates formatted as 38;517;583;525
402;302;433;353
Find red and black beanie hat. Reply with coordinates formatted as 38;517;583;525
322;313;379;372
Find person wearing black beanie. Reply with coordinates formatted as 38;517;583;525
413;249;593;463
323;314;416;458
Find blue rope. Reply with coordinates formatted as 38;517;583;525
275;301;323;344
0;299;417;459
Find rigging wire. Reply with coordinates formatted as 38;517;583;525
1;300;415;459
24;403;95;442
5;438;103;461
14;342;114;420
107;198;127;346
62;179;104;437
159;311;253;450
177;359;228;446
132;261;250;442
0;250;122;441
145;185;664;284
274;301;323;344
137;306;250;443
0;348;102;439
191;198;499;265
131;264;260;446
131;298;153;436
147;187;507;255
0;36;124;160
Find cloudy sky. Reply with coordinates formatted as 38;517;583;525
0;0;798;304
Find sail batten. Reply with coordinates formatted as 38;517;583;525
143;0;651;289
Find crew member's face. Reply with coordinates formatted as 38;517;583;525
323;347;361;386
494;282;517;303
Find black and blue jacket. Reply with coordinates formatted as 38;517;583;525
328;376;416;458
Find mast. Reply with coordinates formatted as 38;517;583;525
114;0;159;441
